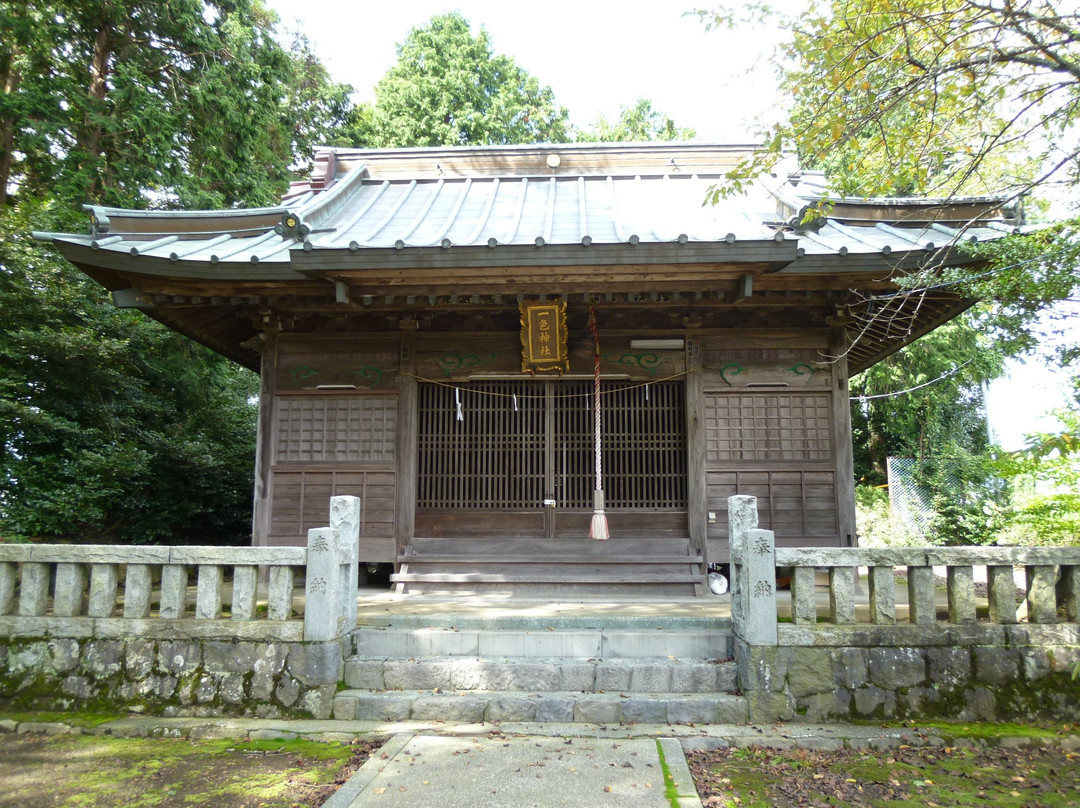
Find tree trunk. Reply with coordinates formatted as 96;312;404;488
0;47;20;209
82;24;111;200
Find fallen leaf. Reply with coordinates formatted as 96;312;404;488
373;787;386;794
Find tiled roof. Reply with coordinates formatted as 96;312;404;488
34;143;1020;273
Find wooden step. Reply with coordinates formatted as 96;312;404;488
392;572;704;584
397;553;703;564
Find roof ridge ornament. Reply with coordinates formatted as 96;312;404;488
275;211;310;240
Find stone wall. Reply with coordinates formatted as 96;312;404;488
727;494;1080;724
0;634;346;719
736;625;1080;723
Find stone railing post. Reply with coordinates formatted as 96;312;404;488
304;526;345;642
329;495;361;632
728;495;778;646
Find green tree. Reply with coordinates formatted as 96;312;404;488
0;2;351;542
368;12;570;147
850;316;1007;544
696;0;1079;202
576;98;696;142
0;207;258;542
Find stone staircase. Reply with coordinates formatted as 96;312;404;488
332;610;745;725
391;537;706;597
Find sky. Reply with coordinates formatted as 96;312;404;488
265;0;1076;450
266;0;789;141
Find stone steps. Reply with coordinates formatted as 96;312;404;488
331;688;749;725
344;655;738;694
339;613;744;725
351;625;732;660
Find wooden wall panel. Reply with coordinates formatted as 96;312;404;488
269;468;396;561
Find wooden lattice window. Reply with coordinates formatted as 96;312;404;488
704;391;832;464
276;395;397;463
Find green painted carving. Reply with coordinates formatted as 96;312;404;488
786;362;819;377
716;363;745;386
353;366;387;388
602;352;670;377
289;365;319;382
430;353;499;378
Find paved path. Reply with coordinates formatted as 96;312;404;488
323;733;700;808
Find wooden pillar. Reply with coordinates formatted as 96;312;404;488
685;335;708;563
830;329;857;547
395;341;417;563
251;333;278;548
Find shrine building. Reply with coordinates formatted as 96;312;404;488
35;142;1020;595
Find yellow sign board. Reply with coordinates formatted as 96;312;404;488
520;300;569;373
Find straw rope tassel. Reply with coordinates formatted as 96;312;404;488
587;305;609;540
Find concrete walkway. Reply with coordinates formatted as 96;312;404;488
323;733;700;808
11;715;1071;808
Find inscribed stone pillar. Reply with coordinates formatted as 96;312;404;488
741;528;778;646
305;527;343;642
330;495;362;630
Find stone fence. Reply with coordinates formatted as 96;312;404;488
0;497;361;718
728;495;1080;723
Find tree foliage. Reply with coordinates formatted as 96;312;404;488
0;207;258;542
697;0;1079;202
577;98;696;142
850;315;1008;543
1;0;354;210
0;1;352;542
367;13;570;147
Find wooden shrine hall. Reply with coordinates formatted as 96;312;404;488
36;142;1020;595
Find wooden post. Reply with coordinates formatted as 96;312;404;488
829;330;857;548
251;334;278;549
685;336;708;569
395;366;417;563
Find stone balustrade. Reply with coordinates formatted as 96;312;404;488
728;494;1080;723
0;495;361;644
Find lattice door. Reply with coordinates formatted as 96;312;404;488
416;380;687;517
